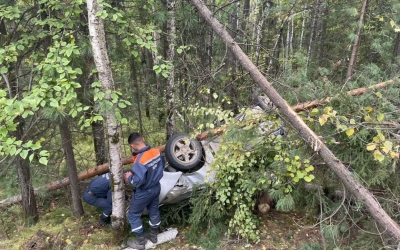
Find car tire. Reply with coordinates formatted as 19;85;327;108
165;133;205;173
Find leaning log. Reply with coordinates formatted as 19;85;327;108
189;0;400;243
291;79;398;112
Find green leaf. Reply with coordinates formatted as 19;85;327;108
9;146;16;156
39;157;48;165
319;115;328;126
366;143;376;151
323;106;333;114
50;99;59;107
345;128;354;137
364;115;373;122
364;106;373;114
373;150;384;162
0;66;8;74
304;175;315;182
382;141;393;153
296;171;304;179
0;127;8;136
20;149;29;159
310;109;319;116
305;165;314;172
377;113;384;122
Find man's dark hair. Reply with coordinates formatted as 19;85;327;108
128;132;143;144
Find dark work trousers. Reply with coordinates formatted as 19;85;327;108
127;184;161;234
83;188;112;216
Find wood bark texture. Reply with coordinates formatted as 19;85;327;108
165;0;176;140
291;79;398;112
59;119;84;217
189;0;400;243
87;0;125;230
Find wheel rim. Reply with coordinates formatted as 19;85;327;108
173;138;199;165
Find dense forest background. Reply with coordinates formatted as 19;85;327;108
0;0;399;249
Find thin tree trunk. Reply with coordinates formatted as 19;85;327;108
299;3;307;50
165;0;176;140
240;0;250;52
7;63;38;224
59;118;84;217
87;0;125;235
223;2;239;113
393;33;400;73
346;0;368;81
306;0;319;70
15;119;38;224
189;0;400;243
266;5;294;75
254;1;271;66
317;4;329;66
285;19;290;72
144;49;154;118
131;55;143;134
92;119;107;165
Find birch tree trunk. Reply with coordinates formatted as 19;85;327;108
346;0;368;81
59;118;84;217
189;0;400;244
299;3;307;50
165;0;176;140
254;1;271;66
87;0;125;233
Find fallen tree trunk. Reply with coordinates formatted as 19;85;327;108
291;79;398;112
0;146;165;206
189;0;400;244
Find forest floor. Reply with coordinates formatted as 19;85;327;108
0;189;323;250
154;210;323;250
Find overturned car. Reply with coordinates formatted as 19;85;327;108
157;96;285;206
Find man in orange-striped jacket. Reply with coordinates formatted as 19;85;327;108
125;132;164;250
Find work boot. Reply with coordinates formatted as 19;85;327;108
127;234;147;250
145;228;158;244
99;215;111;226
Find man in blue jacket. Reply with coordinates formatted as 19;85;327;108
125;132;164;250
83;170;133;226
